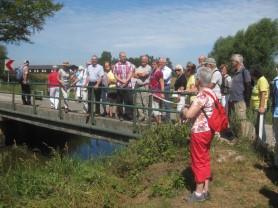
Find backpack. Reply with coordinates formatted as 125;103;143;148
241;68;252;107
221;75;230;95
202;90;229;132
272;78;278;110
15;67;23;81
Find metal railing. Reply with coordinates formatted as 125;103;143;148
0;81;196;135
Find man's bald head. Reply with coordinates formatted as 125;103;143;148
141;55;149;67
159;57;167;67
119;52;127;63
198;55;207;66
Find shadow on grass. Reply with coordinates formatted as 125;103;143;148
181;167;195;192
254;163;278;185
259;187;278;208
255;163;278;208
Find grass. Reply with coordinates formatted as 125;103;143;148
0;124;277;208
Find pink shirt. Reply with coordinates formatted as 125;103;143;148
191;88;216;133
149;69;163;98
113;61;134;88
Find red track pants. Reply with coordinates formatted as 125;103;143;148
190;130;213;183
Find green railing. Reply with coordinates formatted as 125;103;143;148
0;81;196;136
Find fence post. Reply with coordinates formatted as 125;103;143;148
32;90;37;114
132;89;137;133
12;83;15;110
90;86;95;125
58;85;62;120
148;94;153;125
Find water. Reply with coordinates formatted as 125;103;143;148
0;119;123;160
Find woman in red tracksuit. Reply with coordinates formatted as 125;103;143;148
182;66;216;203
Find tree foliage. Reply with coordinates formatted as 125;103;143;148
0;0;63;43
209;18;278;79
0;44;7;79
99;51;112;66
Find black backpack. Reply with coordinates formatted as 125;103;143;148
241;68;252;107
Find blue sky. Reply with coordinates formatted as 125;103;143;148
5;0;278;67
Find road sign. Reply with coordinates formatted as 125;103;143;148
4;59;14;71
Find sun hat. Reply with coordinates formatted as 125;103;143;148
62;61;70;66
204;57;216;65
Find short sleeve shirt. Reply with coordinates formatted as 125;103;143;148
134;64;152;86
174;74;187;91
251;76;269;110
149;69;163;97
162;66;172;85
113;61;134;88
191;88;216;133
107;71;116;88
86;64;104;82
75;70;85;86
211;68;222;99
48;71;59;87
186;75;195;90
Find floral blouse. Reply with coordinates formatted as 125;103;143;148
191;88;216;133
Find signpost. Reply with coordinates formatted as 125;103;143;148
4;59;14;83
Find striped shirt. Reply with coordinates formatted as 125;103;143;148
113;61;134;88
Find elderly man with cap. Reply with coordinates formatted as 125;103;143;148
229;54;252;137
21;60;31;105
47;65;60;109
205;57;222;102
58;61;71;113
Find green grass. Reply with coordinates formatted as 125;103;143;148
0;124;190;207
0;121;277;207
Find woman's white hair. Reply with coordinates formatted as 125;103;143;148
197;67;212;87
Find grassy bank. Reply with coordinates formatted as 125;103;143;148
0;124;277;208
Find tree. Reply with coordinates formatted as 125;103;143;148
209;18;278;80
0;0;63;43
99;51;112;66
0;44;7;79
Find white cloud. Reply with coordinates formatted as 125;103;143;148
6;0;278;66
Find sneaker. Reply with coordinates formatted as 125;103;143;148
203;192;210;200
186;192;206;203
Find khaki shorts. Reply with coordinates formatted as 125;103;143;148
231;100;247;120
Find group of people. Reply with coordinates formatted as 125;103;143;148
179;54;278;203
21;52;278;203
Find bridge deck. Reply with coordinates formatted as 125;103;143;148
0;93;144;143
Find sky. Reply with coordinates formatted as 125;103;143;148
5;0;278;67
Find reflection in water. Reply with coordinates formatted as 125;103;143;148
68;138;122;160
1;119;123;160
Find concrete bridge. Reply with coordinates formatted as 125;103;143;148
0;92;146;143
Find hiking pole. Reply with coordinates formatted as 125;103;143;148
258;112;264;143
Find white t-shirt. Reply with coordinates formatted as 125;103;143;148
211;68;222;99
162;66;172;85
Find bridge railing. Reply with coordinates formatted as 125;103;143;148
0;81;196;135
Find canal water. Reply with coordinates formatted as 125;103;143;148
0;120;123;160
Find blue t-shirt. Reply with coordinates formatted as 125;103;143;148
273;76;278;118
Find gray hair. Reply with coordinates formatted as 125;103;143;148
231;54;244;64
197;67;212;87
